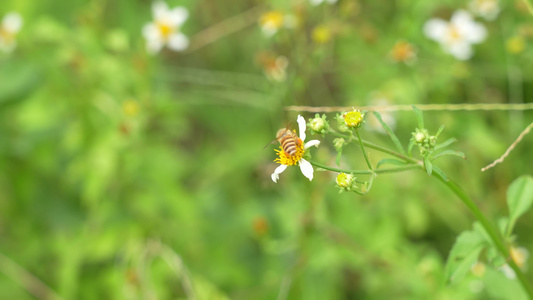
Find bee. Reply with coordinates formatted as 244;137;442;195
265;122;302;156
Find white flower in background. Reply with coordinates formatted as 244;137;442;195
259;11;296;37
0;12;23;53
310;0;338;6
469;0;500;21
142;1;189;54
424;10;487;60
271;115;320;183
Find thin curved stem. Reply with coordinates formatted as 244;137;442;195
328;130;417;164
356;130;373;171
310;160;422;174
432;172;533;298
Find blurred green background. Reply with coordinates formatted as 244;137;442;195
1;0;533;299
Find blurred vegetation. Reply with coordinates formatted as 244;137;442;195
0;0;532;299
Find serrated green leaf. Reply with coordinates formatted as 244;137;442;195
444;230;487;284
434;138;457;150
372;111;407;156
432;150;466;160
432;165;448;181
412;105;424;129
376;158;407;169
507;175;533;231
424;156;432;175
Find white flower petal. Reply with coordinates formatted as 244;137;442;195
146;39;164;54
261;24;278;37
304;140;320;149
310;0;324;5
447;42;473;60
3;12;22;33
299;159;314;181
463;22;487;44
152;1;169;20
168;7;188;26
423;19;448;42
142;23;161;40
326;0;338;3
451;10;474;26
271;164;288;183
297;115;306;142
499;264;516;279
167;32;189;51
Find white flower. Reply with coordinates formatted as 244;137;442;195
142;1;189;54
259;11;296;37
310;0;338;6
0;12;23;53
469;0;500;21
271;115;320;183
424;10;487;60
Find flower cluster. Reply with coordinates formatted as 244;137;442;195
143;1;189;54
411;128;437;156
0;12;23;53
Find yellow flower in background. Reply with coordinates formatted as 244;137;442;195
312;25;332;44
389;40;417;64
122;100;140;117
469;0;500;21
0;12;23;52
142;1;189;54
259;11;296;37
506;36;526;54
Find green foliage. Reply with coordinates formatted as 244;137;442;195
0;0;532;299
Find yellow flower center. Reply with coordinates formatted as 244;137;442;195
312;25;332;44
506;36;525;54
156;22;175;40
344;110;364;127
336;173;354;188
122;100;139;117
260;11;284;30
0;27;15;43
274;137;304;166
447;25;462;43
510;247;529;268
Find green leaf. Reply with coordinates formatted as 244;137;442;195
432;165;448;181
407;139;415;156
432;150;466;160
507;175;533;230
376;158;407;169
335;149;342;167
484;268;528;300
424;156;432;175
372;111;407;156
434;138;457;150
435;124;445;137
412;105;424;129
444;230;487;284
0;60;42;107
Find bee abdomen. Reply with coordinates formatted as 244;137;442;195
281;138;297;156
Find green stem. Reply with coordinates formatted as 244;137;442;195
356;130;373;171
432;172;533;298
309;160;421;174
329;130;417;164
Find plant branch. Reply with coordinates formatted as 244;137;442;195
432;172;533;298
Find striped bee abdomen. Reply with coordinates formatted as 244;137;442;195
276;128;299;156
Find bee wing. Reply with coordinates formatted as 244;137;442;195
263;137;278;149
